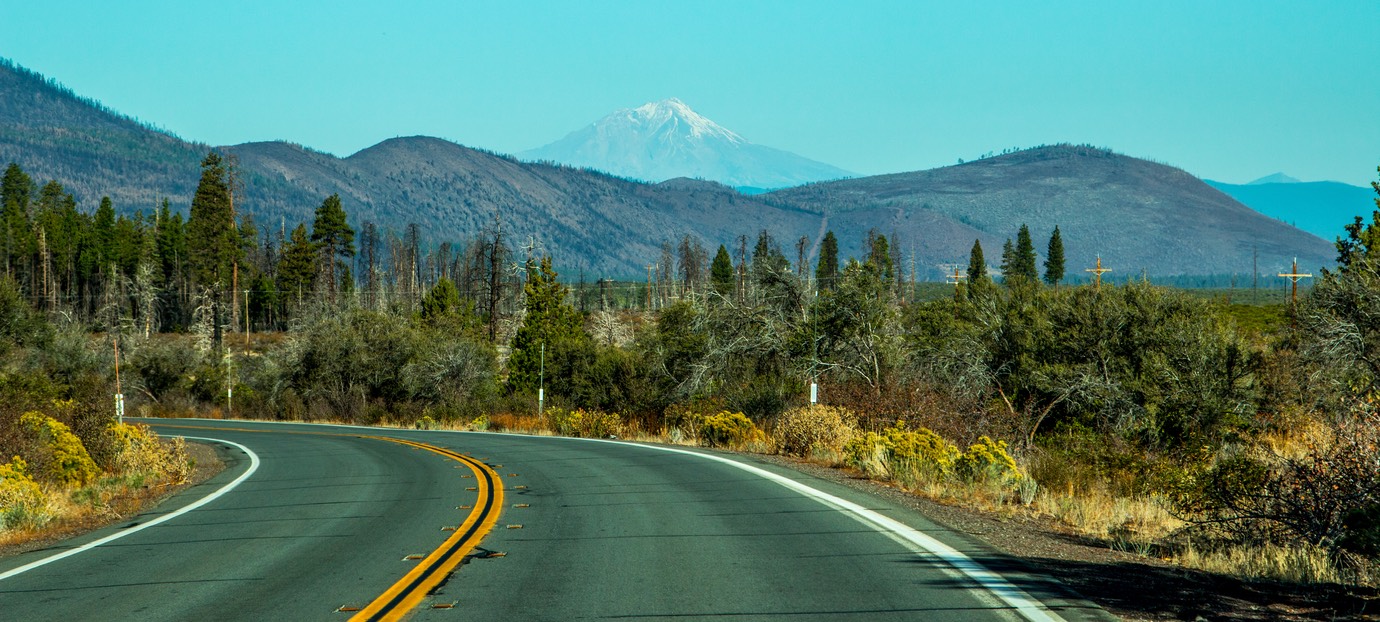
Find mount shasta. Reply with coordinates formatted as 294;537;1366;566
520;98;853;189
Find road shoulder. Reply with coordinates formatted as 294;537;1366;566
0;441;224;560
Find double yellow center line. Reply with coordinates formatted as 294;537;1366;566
350;436;504;621
148;423;504;621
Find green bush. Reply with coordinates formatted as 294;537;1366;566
128;339;198;400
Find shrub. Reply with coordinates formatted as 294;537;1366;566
773;405;856;457
0;455;46;529
20;411;99;487
545;407;622;438
955;436;1022;485
1178;403;1380;553
128;339;198;400
109;423;190;483
699;411;762;448
845;422;960;479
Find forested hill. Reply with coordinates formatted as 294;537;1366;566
0;59;1336;278
771;145;1336;277
0;60;824;277
0;58;207;212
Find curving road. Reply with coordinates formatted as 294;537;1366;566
0;419;1110;621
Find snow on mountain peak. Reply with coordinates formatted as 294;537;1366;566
520;98;853;188
620;98;744;144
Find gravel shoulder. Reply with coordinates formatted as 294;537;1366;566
755;453;1380;622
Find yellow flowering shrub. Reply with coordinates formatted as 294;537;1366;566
845;421;960;478
545;407;622;438
0;456;46;522
955;436;1022;485
20;411;99;487
109;423;190;483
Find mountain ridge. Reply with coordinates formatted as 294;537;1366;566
0;59;1338;279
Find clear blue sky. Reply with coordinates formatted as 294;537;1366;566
3;1;1376;185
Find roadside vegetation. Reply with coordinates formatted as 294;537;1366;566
3;154;1380;591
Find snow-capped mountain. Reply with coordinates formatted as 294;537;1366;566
520;98;852;189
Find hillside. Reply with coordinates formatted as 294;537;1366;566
0;59;1337;280
772;145;1336;278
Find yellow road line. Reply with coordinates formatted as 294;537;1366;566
350;437;504;621
147;422;504;620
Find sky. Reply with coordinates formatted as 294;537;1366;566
2;1;1377;185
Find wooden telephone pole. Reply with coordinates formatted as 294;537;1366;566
944;264;967;286
1278;257;1312;305
1085;256;1111;289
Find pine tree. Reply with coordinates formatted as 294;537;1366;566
1013;224;1038;283
967;239;991;298
1000;238;1014;281
866;231;893;283
276;223;317;310
186;152;240;289
710;244;734;297
1;163;33;278
815;231;839;291
508;256;586;394
1044;226;1066;286
310;193;354;303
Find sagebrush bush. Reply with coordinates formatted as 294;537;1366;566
699;411;764;448
20;411;99;487
773;405;856;457
545;407;622;438
0;455;46;528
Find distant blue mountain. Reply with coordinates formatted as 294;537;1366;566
1205;178;1375;241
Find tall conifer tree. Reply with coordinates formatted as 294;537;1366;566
1044;226;1066;286
967;239;991;297
710;244;734;297
1013;224;1038;283
815;231;839;291
186;152;240;289
310;194;354;303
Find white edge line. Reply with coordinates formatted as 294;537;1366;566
625;441;1062;622
0;436;260;582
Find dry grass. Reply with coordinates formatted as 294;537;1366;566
1176;543;1356;585
0;474;178;548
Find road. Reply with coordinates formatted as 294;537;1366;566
0;419;1108;621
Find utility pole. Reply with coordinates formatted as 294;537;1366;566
1278;257;1312;305
945;264;967;286
538;342;545;415
1085;256;1111;289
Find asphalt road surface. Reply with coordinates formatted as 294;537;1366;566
0;419;1110;621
